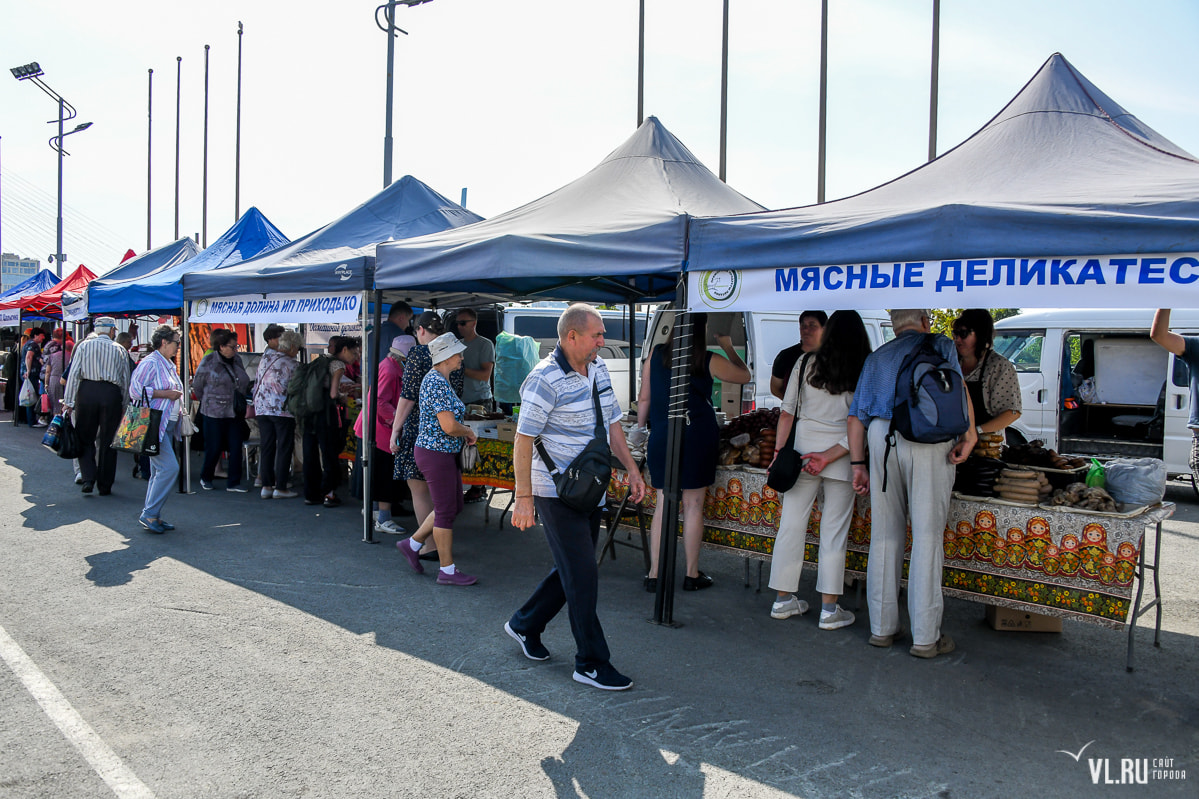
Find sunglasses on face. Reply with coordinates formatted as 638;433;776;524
952;328;973;339
457;319;474;326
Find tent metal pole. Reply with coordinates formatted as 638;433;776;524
652;275;689;626
181;304;192;493
627;300;636;408
363;289;381;543
928;0;940;162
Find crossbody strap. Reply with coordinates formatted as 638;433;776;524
535;378;606;475
782;352;813;453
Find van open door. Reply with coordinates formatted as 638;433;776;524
1163;352;1193;478
994;327;1050;444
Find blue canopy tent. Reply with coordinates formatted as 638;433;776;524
685;53;1199;311
373;116;764;623
183;175;482;299
374;117;763;305
0;269;59;302
88;210;285;316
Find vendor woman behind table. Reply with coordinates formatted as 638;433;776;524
637;312;751;593
952;309;1022;442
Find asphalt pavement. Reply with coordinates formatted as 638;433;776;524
0;419;1196;798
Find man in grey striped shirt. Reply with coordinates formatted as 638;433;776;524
505;304;646;691
63;317;131;495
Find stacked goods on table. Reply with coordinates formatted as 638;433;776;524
993;468;1052;504
1048;483;1118;511
973;431;1004;459
717;408;781;468
954;457;1006;497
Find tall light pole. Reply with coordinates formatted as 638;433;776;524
376;0;434;189
10;62;91;278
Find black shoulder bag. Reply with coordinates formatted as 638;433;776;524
535;381;613;514
766;352;813;493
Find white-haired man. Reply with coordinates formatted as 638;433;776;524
847;309;975;659
63;317;131;496
506;303;646;690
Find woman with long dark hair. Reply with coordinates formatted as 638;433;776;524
768;310;872;629
637;312;751;592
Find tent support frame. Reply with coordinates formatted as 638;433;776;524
651;274;689;626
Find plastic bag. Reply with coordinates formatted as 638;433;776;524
18;378;37;407
1078;378;1098;403
494;331;541;404
1103;458;1167;507
1085;458;1105;489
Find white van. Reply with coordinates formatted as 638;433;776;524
993;308;1199;481
644;309;893;415
469;303;651;411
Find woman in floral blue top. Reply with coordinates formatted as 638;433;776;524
389;311;463;536
396;332;479;587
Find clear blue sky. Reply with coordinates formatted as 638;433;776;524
2;0;1197;275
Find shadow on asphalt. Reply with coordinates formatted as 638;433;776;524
8;429;1199;798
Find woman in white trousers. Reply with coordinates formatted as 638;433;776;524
768;311;872;630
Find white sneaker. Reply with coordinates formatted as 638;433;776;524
374;519;406;535
200;480;214;490
818;605;856;630
261;487;274;499
272;489;298;499
253;476;263;487
770;595;809;619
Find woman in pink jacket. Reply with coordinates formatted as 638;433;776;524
355;334;416;534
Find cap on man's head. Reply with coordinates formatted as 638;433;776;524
93;317;118;331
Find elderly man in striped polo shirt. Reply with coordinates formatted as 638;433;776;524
505;303;646;691
63;317;131;495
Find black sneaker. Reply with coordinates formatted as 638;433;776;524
572;663;632;691
505;621;549;661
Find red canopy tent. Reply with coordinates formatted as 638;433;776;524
0;264;97;317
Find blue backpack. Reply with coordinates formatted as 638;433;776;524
883;334;969;491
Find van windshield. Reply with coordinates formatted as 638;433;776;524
993;329;1045;372
512;314;648;357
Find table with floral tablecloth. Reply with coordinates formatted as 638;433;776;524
605;465;1171;629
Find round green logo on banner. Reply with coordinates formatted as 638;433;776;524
699;269;741;307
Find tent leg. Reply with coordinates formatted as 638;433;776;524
651;280;688;627
363;290;380;544
181;305;192;493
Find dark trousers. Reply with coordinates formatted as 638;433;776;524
74;380;123;490
510;498;610;671
201;415;244;487
258;415;296;491
301;409;343;502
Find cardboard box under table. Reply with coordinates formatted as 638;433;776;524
606;465;1171;668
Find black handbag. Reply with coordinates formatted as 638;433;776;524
535;381;612;515
57;414;83;460
766;353;812;493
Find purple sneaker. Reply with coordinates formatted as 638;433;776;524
436;569;478;586
397;539;424;574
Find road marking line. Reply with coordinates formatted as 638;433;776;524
0;623;156;799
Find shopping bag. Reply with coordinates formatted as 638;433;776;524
57;415;82;460
40;393;51;414
111;391;163;456
18;378;37;407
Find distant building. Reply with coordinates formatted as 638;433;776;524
1;253;40;294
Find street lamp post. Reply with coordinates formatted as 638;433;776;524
375;0;434;189
10;62;91;279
